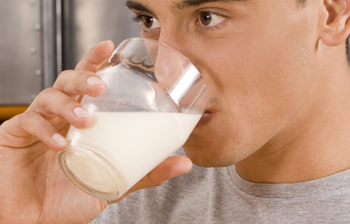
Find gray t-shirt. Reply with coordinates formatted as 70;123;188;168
91;148;350;223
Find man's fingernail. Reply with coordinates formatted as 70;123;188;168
101;40;114;48
87;76;105;86
52;133;67;146
101;40;113;44
74;107;91;118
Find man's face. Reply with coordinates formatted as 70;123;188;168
127;0;319;167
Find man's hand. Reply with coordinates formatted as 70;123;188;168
0;41;192;224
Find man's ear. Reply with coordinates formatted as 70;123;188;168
320;0;350;46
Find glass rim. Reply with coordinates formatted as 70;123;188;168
111;37;202;78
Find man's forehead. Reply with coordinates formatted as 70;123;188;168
126;0;248;12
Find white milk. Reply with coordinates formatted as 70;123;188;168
65;112;201;197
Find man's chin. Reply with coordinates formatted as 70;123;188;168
183;145;237;168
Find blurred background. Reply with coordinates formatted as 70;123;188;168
0;0;139;123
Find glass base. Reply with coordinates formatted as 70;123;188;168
58;145;123;201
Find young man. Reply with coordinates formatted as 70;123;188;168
1;0;350;223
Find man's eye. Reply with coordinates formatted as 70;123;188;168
198;11;225;27
140;15;160;30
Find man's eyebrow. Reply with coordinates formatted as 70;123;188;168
175;0;248;11
125;0;154;14
125;0;248;15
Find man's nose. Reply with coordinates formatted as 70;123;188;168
153;33;190;89
158;30;187;58
156;29;198;76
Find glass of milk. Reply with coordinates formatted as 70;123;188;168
58;38;209;200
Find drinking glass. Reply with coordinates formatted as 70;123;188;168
58;37;209;200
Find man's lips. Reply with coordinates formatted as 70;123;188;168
195;111;213;128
